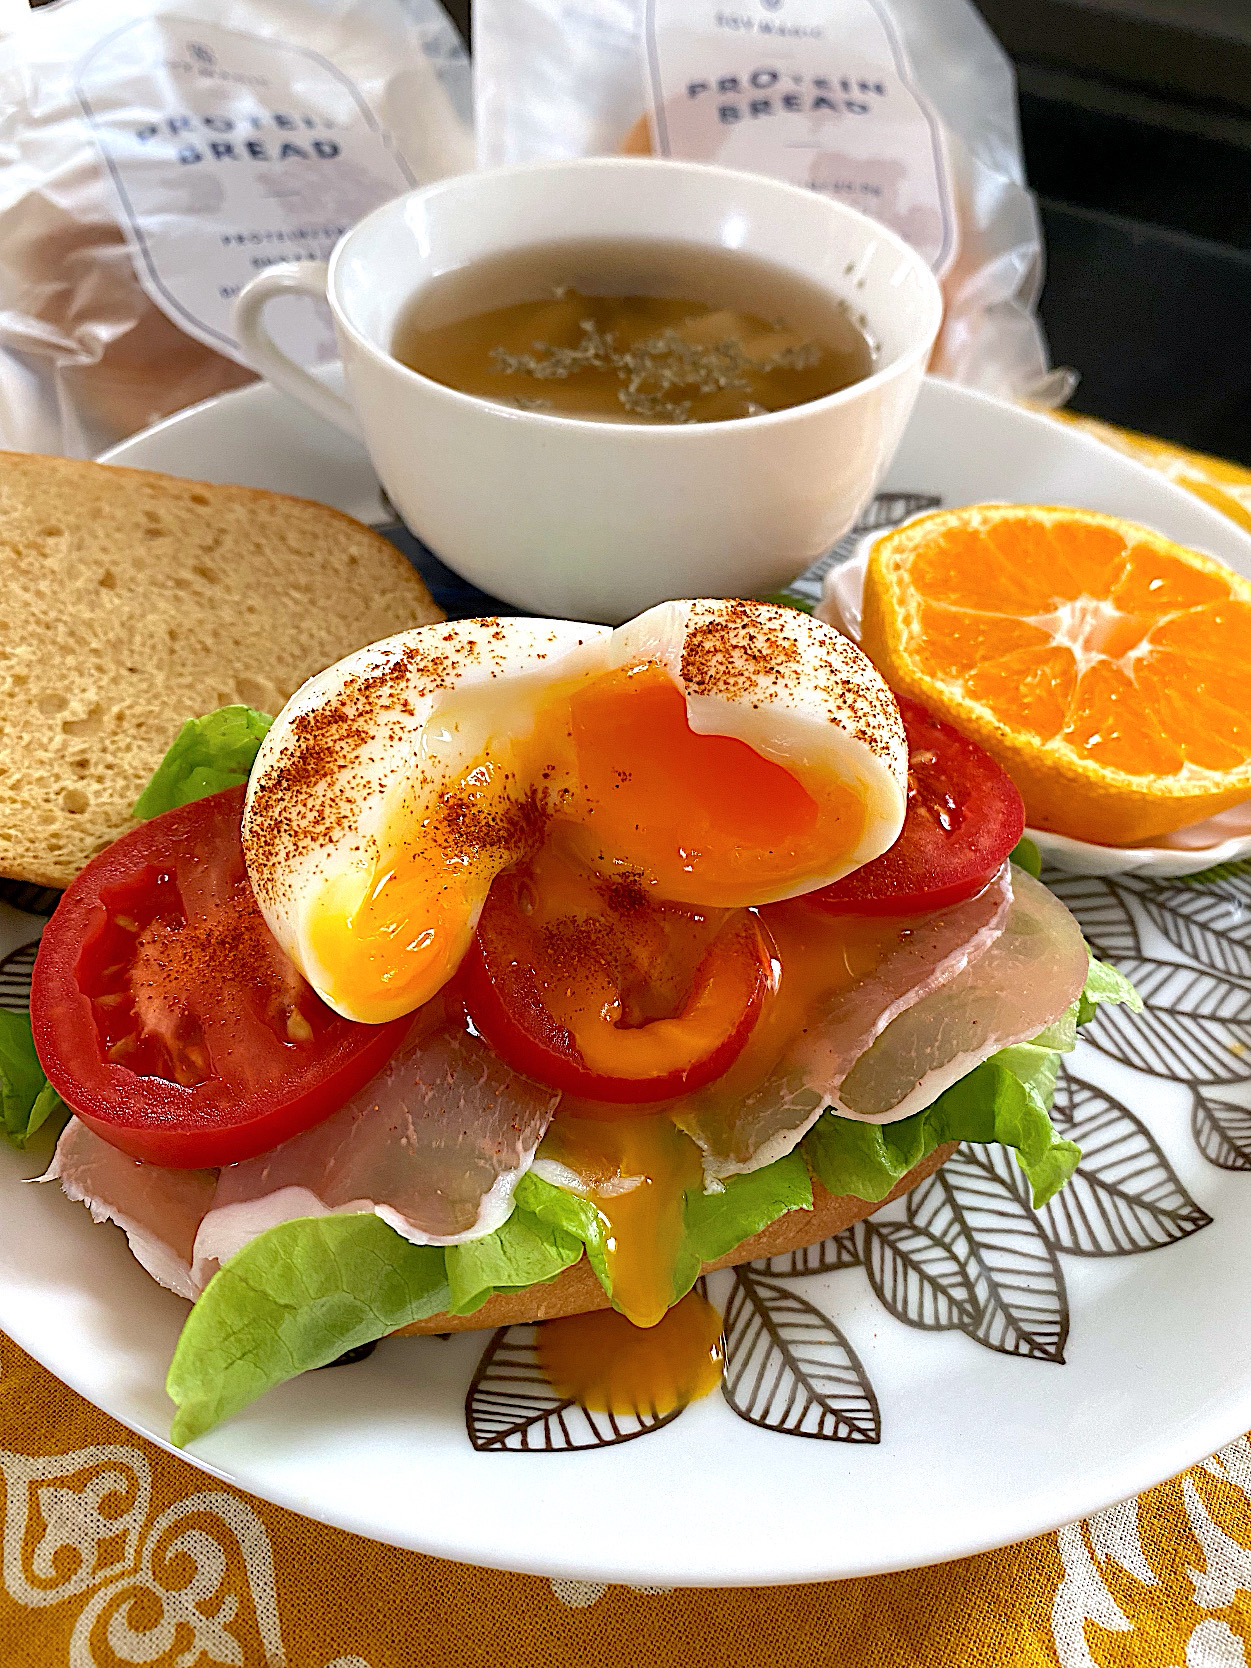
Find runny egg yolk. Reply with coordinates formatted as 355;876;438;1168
566;663;867;907
542;1114;706;1329
539;898;910;1328
536;1291;725;1418
305;658;876;1023
306;752;542;1023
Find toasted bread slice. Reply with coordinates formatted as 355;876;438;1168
0;453;442;889
395;1145;956;1335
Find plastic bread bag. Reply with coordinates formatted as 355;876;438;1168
0;0;472;457
473;0;1071;405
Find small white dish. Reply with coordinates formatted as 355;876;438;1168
819;541;1251;880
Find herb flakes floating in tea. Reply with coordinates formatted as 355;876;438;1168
392;241;875;424
490;320;822;423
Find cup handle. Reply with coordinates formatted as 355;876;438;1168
233;262;360;439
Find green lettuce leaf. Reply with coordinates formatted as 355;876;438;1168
666;1151;814;1303
0;1009;68;1149
682;1150;812;1275
480;1147;813;1314
166;951;1140;1441
445;1203;583;1316
1077;956;1142;1027
168;1154;814;1441
803;952;1139;1210
167;1215;448;1447
513;1169;614;1293
133;705;272;820
803;1055;1080;1210
759;590;815;614
1009;836;1042;878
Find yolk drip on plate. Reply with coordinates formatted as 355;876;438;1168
536;1290;725;1417
305;657;872;1023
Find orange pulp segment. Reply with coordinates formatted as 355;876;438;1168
860;505;1251;844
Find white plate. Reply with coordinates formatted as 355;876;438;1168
2;376;1250;1589
821;543;1251;879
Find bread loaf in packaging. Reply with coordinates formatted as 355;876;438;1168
0;0;472;456
473;0;1072;405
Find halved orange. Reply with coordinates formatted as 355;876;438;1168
860;505;1251;845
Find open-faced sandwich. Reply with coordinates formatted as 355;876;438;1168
10;590;1137;1444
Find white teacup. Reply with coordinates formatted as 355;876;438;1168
235;158;942;623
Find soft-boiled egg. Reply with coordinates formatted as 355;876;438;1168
243;618;610;1026
566;598;907;907
242;601;906;1025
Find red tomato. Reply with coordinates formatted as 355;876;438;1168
811;696;1025;917
457;866;774;1108
30;787;411;1168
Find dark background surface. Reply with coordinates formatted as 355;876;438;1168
975;0;1251;465
444;0;1251;466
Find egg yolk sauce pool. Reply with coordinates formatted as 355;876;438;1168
536;1292;726;1418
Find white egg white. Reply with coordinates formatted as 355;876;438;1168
242;617;611;1018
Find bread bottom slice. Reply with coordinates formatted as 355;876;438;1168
395;1141;956;1335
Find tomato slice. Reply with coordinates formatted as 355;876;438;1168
30;787;412;1168
457;861;774;1107
811;695;1025;916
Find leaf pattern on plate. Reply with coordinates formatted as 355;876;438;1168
0;878;61;918
907;1146;1069;1362
750;1228;861;1278
1123;873;1251;981
860;1219;978;1330
1035;1065;1212;1253
721;1270;880;1442
0;939;37;1014
1044;873;1140;960
465;1326;686;1452
1191;1086;1251;1172
782;490;943;605
1080;956;1251;1083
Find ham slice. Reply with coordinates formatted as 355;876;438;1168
830;868;1089;1123
46;1017;557;1292
42;1119;215;1300
1157;800;1251;850
43;873;1084;1291
673;865;1014;1179
192;1019;558;1273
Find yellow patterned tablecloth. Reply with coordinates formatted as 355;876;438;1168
3;419;1251;1668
